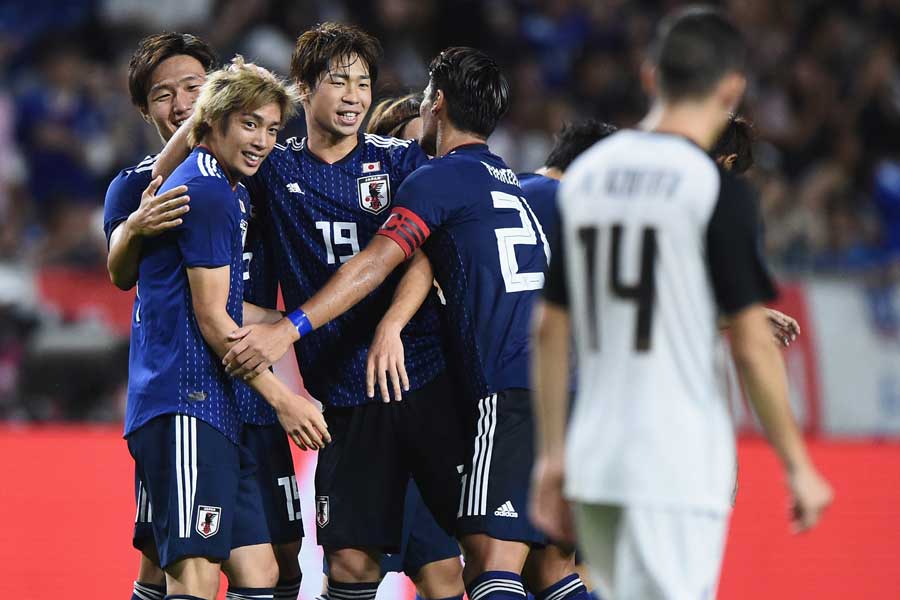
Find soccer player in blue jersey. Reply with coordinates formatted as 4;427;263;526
155;24;468;600
105;35;310;600
232;46;591;600
125;58;329;600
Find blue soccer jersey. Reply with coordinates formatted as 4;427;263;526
234;182;280;426
378;144;551;401
125;147;248;443
103;154;157;245
518;172;560;238
246;133;445;407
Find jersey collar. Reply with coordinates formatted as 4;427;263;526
301;133;362;167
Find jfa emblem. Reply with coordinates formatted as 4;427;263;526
316;495;330;528
357;174;390;215
196;505;221;538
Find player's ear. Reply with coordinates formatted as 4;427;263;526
717;72;746;113
296;81;312;105
431;89;444;114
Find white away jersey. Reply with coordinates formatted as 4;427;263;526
546;129;775;512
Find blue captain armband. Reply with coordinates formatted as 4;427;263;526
286;308;313;337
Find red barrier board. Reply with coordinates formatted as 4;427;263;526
2;426;899;599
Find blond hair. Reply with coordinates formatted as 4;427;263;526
189;55;300;146
367;94;422;138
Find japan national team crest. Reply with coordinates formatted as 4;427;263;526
316;495;330;527
357;174;391;215
196;505;221;538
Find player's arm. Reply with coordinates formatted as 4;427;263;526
243;301;283;326
367;249;433;402
223;234;408;378
151;115;194;182
106;175;190;290
529;227;576;544
728;304;831;531
710;175;831;532
186;265;330;450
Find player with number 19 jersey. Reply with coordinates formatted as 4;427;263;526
378;142;550;543
246;132;445;407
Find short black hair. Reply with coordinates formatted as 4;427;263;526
128;32;217;113
544;120;618;171
650;6;746;101
711;115;754;174
291;22;382;91
428;47;509;138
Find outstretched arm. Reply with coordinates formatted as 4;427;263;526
223;235;408;378
187;265;330;450
151;115;194;181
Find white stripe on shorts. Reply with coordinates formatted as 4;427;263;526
464;394;497;516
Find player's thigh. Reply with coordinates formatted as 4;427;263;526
572;502;620;600
241;424;304;546
315;404;408;553
401;371;469;534
165;555;222;598
223;543;279;588
618;505;729;600
400;480;462;583
457;389;546;546
128;414;241;570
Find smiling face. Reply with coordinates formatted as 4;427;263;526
204;102;283;182
144;54;206;142
302;54;371;141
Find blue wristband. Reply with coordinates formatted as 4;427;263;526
286;308;313;337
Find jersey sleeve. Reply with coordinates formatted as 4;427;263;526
543;214;570;307
102;169;147;246
177;178;235;268
706;173;777;315
377;164;454;258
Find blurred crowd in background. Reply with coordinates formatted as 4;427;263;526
2;0;900;421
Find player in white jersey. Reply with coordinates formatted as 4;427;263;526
530;7;832;600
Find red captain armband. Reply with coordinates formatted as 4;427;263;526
377;207;431;259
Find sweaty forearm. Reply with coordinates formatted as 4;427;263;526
107;221;143;290
301;251;393;330
243;301;283;325
378;250;433;332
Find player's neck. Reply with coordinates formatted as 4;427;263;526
640;99;724;151
436;125;486;158
305;125;359;164
536;166;563;180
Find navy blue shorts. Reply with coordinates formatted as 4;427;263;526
380;479;460;577
315;371;467;553
241;423;304;545
456;389;546;545
128;414;270;568
133;468;155;553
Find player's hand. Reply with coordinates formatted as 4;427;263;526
766;308;800;347
224;320;297;379
276;394;331;451
529;454;575;546
366;323;409;402
126;176;190;237
787;464;833;533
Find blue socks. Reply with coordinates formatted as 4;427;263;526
535;574;590;600
467;571;527;599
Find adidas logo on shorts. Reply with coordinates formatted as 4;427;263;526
493;500;518;518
